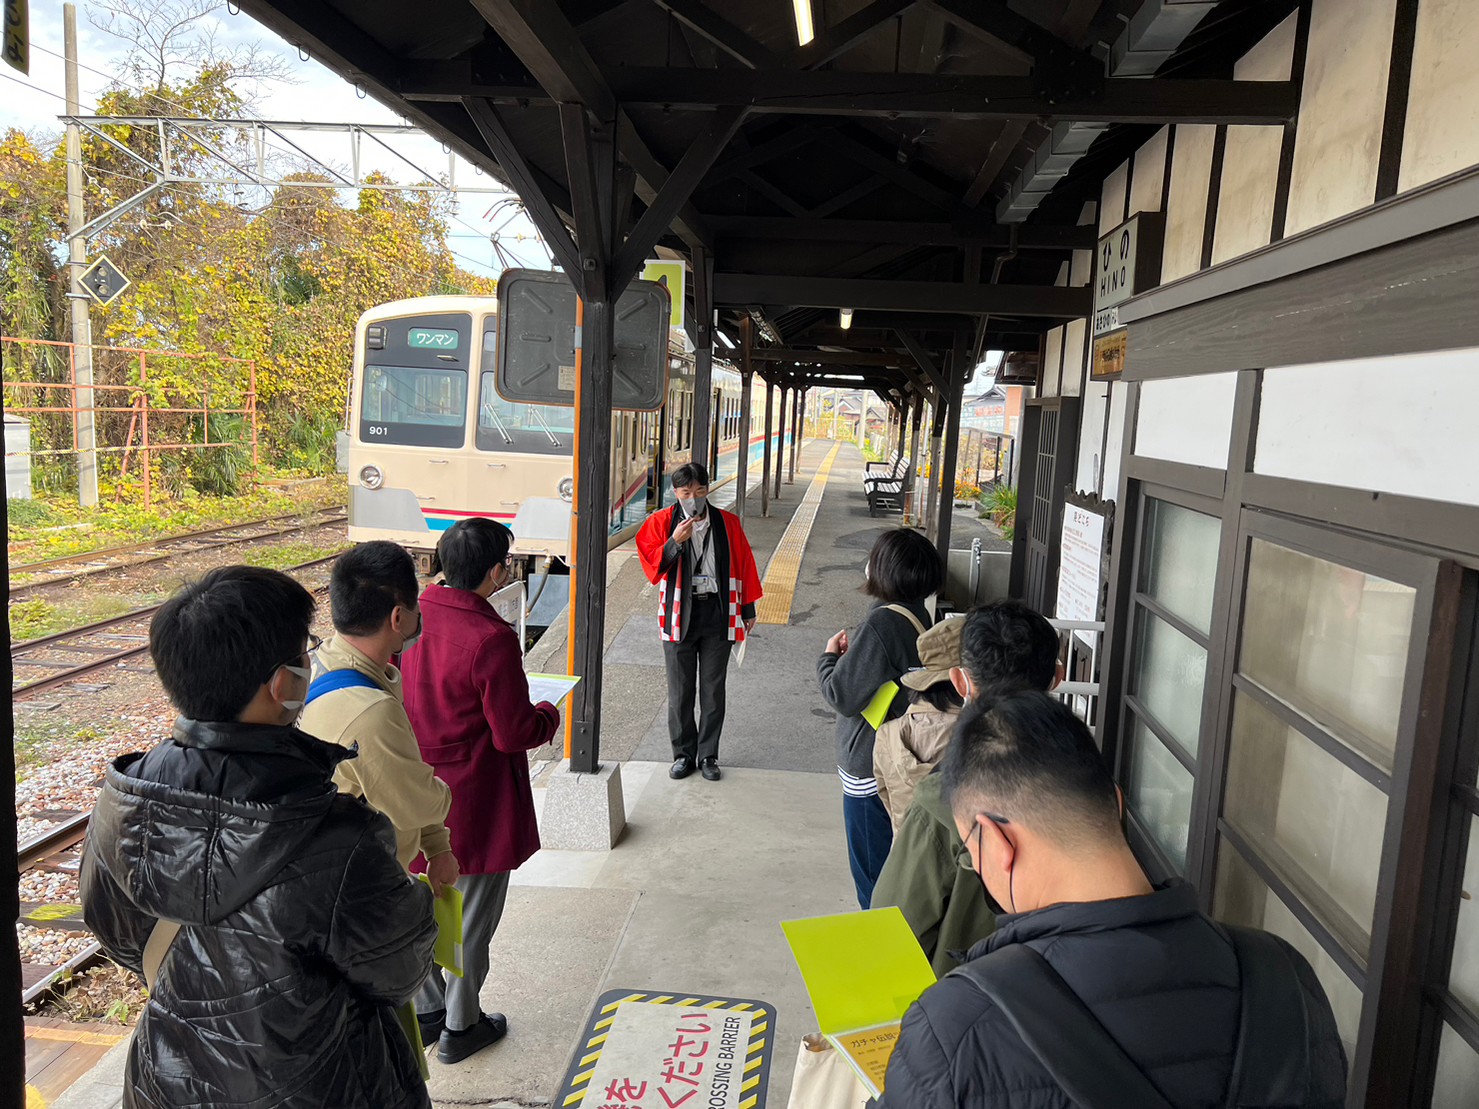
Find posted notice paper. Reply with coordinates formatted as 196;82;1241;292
527;672;580;707
782;907;936;1095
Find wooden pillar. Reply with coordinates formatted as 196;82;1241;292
690;245;714;469
896;400;908;458
737;318;754;520
761;375;774;517
935;338;968;572
787;386;801;483
774;385;789;499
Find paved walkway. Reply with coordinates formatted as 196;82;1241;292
50;438;987;1109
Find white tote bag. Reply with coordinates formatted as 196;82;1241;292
786;1034;874;1109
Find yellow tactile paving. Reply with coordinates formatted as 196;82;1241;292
755;443;842;625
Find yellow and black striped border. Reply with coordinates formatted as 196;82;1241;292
557;989;776;1109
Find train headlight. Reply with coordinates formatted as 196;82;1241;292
558;477;575;502
359;464;384;490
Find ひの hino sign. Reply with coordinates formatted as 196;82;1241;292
1093;213;1164;337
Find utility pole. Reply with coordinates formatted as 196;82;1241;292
856;392;867;451
64;4;99;508
831;389;841;440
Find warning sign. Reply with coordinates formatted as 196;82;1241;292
558;990;776;1109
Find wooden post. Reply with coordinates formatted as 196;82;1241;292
935;337;968;572
761;375;774;517
737;318;754;520
774;385;788;500
690;245;713;469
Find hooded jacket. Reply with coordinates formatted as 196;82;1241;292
869;770;996;977
873;701;962;831
79;719;437;1109
877;881;1348;1109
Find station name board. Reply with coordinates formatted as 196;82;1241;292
1092;212;1164;339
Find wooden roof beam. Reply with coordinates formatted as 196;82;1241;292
715;273;1091;317
791;0;917;69
651;0;781;69
710;216;1093;249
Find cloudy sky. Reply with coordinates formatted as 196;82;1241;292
3;2;549;276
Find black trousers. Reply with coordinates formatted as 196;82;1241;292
663;594;731;762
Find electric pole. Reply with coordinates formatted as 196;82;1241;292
64;3;100;507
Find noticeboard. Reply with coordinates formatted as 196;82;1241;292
1054;493;1112;648
496;269;670;411
557;989;776;1109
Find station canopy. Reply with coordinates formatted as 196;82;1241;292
235;0;1299;402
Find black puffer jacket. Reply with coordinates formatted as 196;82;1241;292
878;881;1347;1109
80;719;437;1109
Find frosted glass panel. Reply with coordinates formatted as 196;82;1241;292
1132;608;1207;756
1224;693;1387;955
1215;841;1363;1060
1240;539;1415;773
1450;816;1479;1015
1141;499;1220;634
1124;716;1194;872
1433;1022;1479;1109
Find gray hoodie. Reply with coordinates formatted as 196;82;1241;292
816;599;932;779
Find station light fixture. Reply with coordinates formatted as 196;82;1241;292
839;308;854;330
793;0;815;45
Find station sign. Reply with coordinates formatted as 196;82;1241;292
1093;212;1163;338
1092;330;1127;381
558;989;776;1109
642;260;686;331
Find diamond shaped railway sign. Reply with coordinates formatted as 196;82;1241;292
78;255;130;307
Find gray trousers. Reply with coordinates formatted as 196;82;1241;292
416;870;510;1032
662;594;730;762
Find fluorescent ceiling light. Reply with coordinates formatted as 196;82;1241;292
716;330;735;349
839;307;853;330
793;0;815;46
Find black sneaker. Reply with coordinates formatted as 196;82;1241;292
670;756;696;780
700;758;721;781
437;1012;508;1065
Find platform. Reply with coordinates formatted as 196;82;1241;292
47;439;1002;1109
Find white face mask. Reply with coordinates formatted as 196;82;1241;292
399;608;423;651
279;663;311;714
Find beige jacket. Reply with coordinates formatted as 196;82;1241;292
873;701;963;831
299;634;453;870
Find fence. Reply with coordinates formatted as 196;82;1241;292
1;337;258;509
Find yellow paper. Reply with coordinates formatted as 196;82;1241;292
782;908;937;1096
860;680;900;730
417;876;465;978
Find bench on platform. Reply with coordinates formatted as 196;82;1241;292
864;453;912;517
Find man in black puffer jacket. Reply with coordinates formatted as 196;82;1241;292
81;566;437;1109
877;692;1347;1109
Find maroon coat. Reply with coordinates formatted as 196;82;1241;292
401;584;559;875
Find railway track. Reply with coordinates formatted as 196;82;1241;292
18;811;104;1006
8;508;348;598
11;554;339;696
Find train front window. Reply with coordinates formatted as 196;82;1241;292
359;365;466;447
477;372;574;456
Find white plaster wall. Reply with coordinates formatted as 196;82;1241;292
1043;325;1064;397
1103;382;1128;497
1061;319;1087;397
1075;379;1109;492
1285;0;1394;236
1210;14;1296;265
1134;373;1238;471
1401;0;1479;191
1255;348;1479;507
1162;125;1216;282
1099;162;1130;234
1130;127;1171;217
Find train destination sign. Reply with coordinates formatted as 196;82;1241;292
1092;212;1164;337
408;327;459;350
558;990;776;1109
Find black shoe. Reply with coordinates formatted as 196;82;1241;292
416;1008;445;1047
670;756;696;780
437;1013;508;1065
700;757;721;781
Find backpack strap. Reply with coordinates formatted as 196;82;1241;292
959;944;1176;1109
1222;925;1314;1107
306;668;381;705
142;918;182;991
883;603;928;639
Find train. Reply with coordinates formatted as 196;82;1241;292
345;296;774;603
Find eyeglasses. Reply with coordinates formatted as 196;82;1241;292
955;812;1010;871
266;633;323;681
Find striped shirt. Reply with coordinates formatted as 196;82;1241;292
838;767;880;798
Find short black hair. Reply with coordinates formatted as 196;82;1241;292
150;566;315;722
433;517;513;592
671;462;709;489
960;599;1059;694
864;528;943;604
330;541;418;636
941;691;1121;850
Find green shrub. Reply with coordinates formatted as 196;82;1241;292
980;483;1018;541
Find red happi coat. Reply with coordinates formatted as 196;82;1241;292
635;505;763;644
